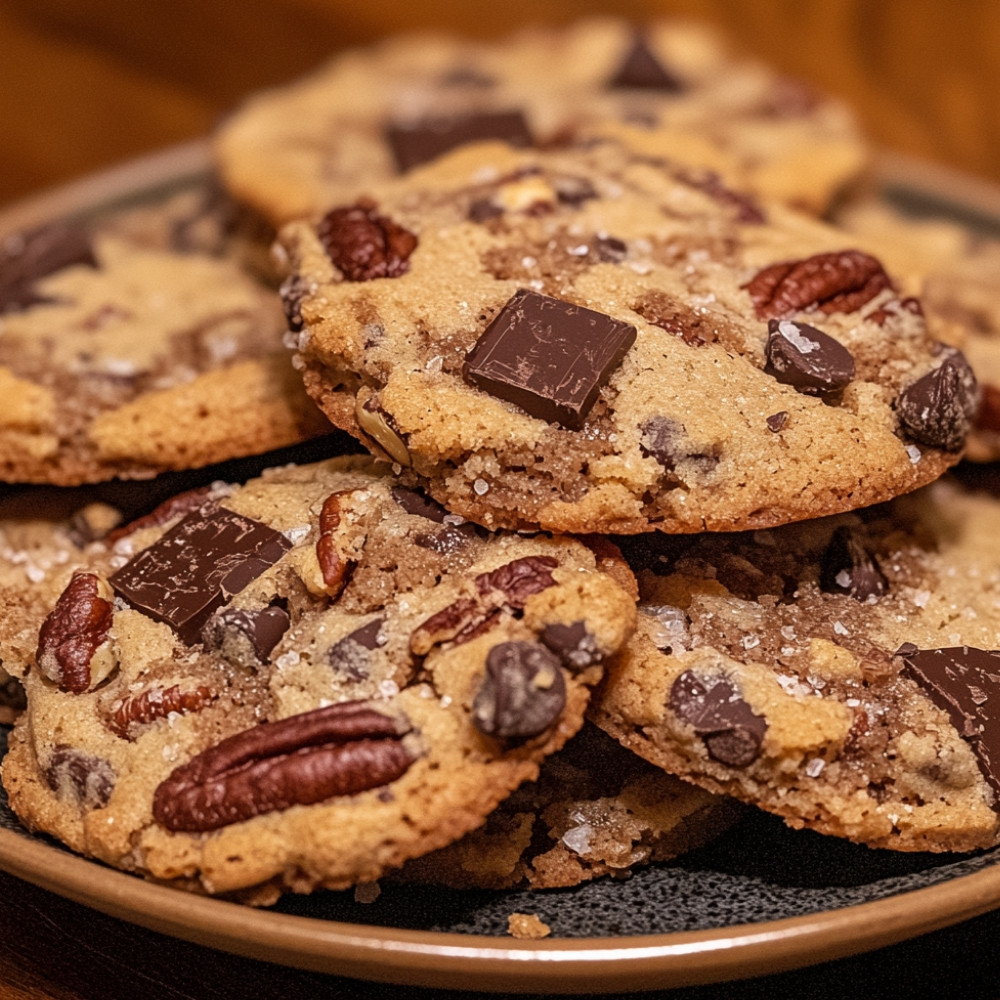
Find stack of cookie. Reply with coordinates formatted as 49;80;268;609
1;17;998;906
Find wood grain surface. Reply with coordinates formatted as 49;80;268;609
2;0;1000;207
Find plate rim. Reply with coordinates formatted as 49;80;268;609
3;140;1000;993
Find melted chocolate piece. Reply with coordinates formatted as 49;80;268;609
203;604;290;663
463;288;636;429
386;110;533;173
896;644;1000;795
765;319;855;397
896;352;978;452
44;746;115;808
0;221;98;313
327;618;386;681
473;640;567;744
819;525;888;602
390;485;449;522
766;411;789;433
607;33;684;92
669;670;767;767
541;620;602;671
110;506;291;645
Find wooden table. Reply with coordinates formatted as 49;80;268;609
3;3;1000;996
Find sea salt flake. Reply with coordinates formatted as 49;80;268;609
804;758;826;777
561;825;593;855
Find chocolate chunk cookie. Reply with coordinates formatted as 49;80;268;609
1;456;636;899
0;203;330;485
395;721;742;889
213;17;869;225
280;137;972;535
591;476;1000;852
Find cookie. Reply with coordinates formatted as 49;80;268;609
835;196;1000;461
1;456;637;900
0;208;330;485
394;721;742;890
591;475;1000;852
279;136;974;536
213;17;869;225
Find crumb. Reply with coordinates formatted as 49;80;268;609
354;881;381;904
507;912;551;939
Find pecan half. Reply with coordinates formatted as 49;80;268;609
315;491;353;595
107;684;215;740
743;250;892;320
36;573;116;693
410;556;559;655
317;199;418;282
152;701;415;832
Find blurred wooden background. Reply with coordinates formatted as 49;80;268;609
2;0;1000;208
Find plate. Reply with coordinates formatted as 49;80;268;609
3;143;1000;995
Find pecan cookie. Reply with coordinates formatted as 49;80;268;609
0;206;330;485
591;475;1000;853
279;137;974;535
1;456;636;899
213;17;868;225
394;721;742;890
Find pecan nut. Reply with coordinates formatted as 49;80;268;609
105;486;221;545
317;199;418;282
152;701;416;832
743;250;892;320
315;491;353;595
107;684;215;740
410;556;559;655
36;572;117;693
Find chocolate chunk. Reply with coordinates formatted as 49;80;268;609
553;176;599;207
541;620;602;671
463;288;636;429
607;33;684;91
766;411;789;432
44;746;114;808
0;221;98;314
473;640;567;744
317;200;417;282
594;235;628;262
328;618;386;681
639;416;718;475
896;644;1000;795
896;352;978;452
386;110;533;173
414;523;475;555
819;525;888;602
390;486;449;522
109;507;291;645
765;318;855;397
202;604;290;664
468;197;504;223
669;670;767;767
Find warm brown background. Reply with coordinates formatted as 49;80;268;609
2;0;1000;209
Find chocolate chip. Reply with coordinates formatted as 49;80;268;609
765;319;855;397
328;618;386;681
819;525;888;602
44;746;114;808
414;524;475;555
473;640;566;744
766;411;789;432
541;620;602;671
390;486;449;522
554;176;599;207
607;33;684;91
317;200;417;282
669;670;767;767
896;644;1000;795
468;198;504;223
386;110;533;173
639;416;718;475
463;288;636;429
594;235;628;262
0;221;98;314
109;507;291;645
896;351;978;452
202;604;290;664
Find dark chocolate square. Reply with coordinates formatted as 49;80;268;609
462;288;636;429
385;110;533;173
109;504;291;645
